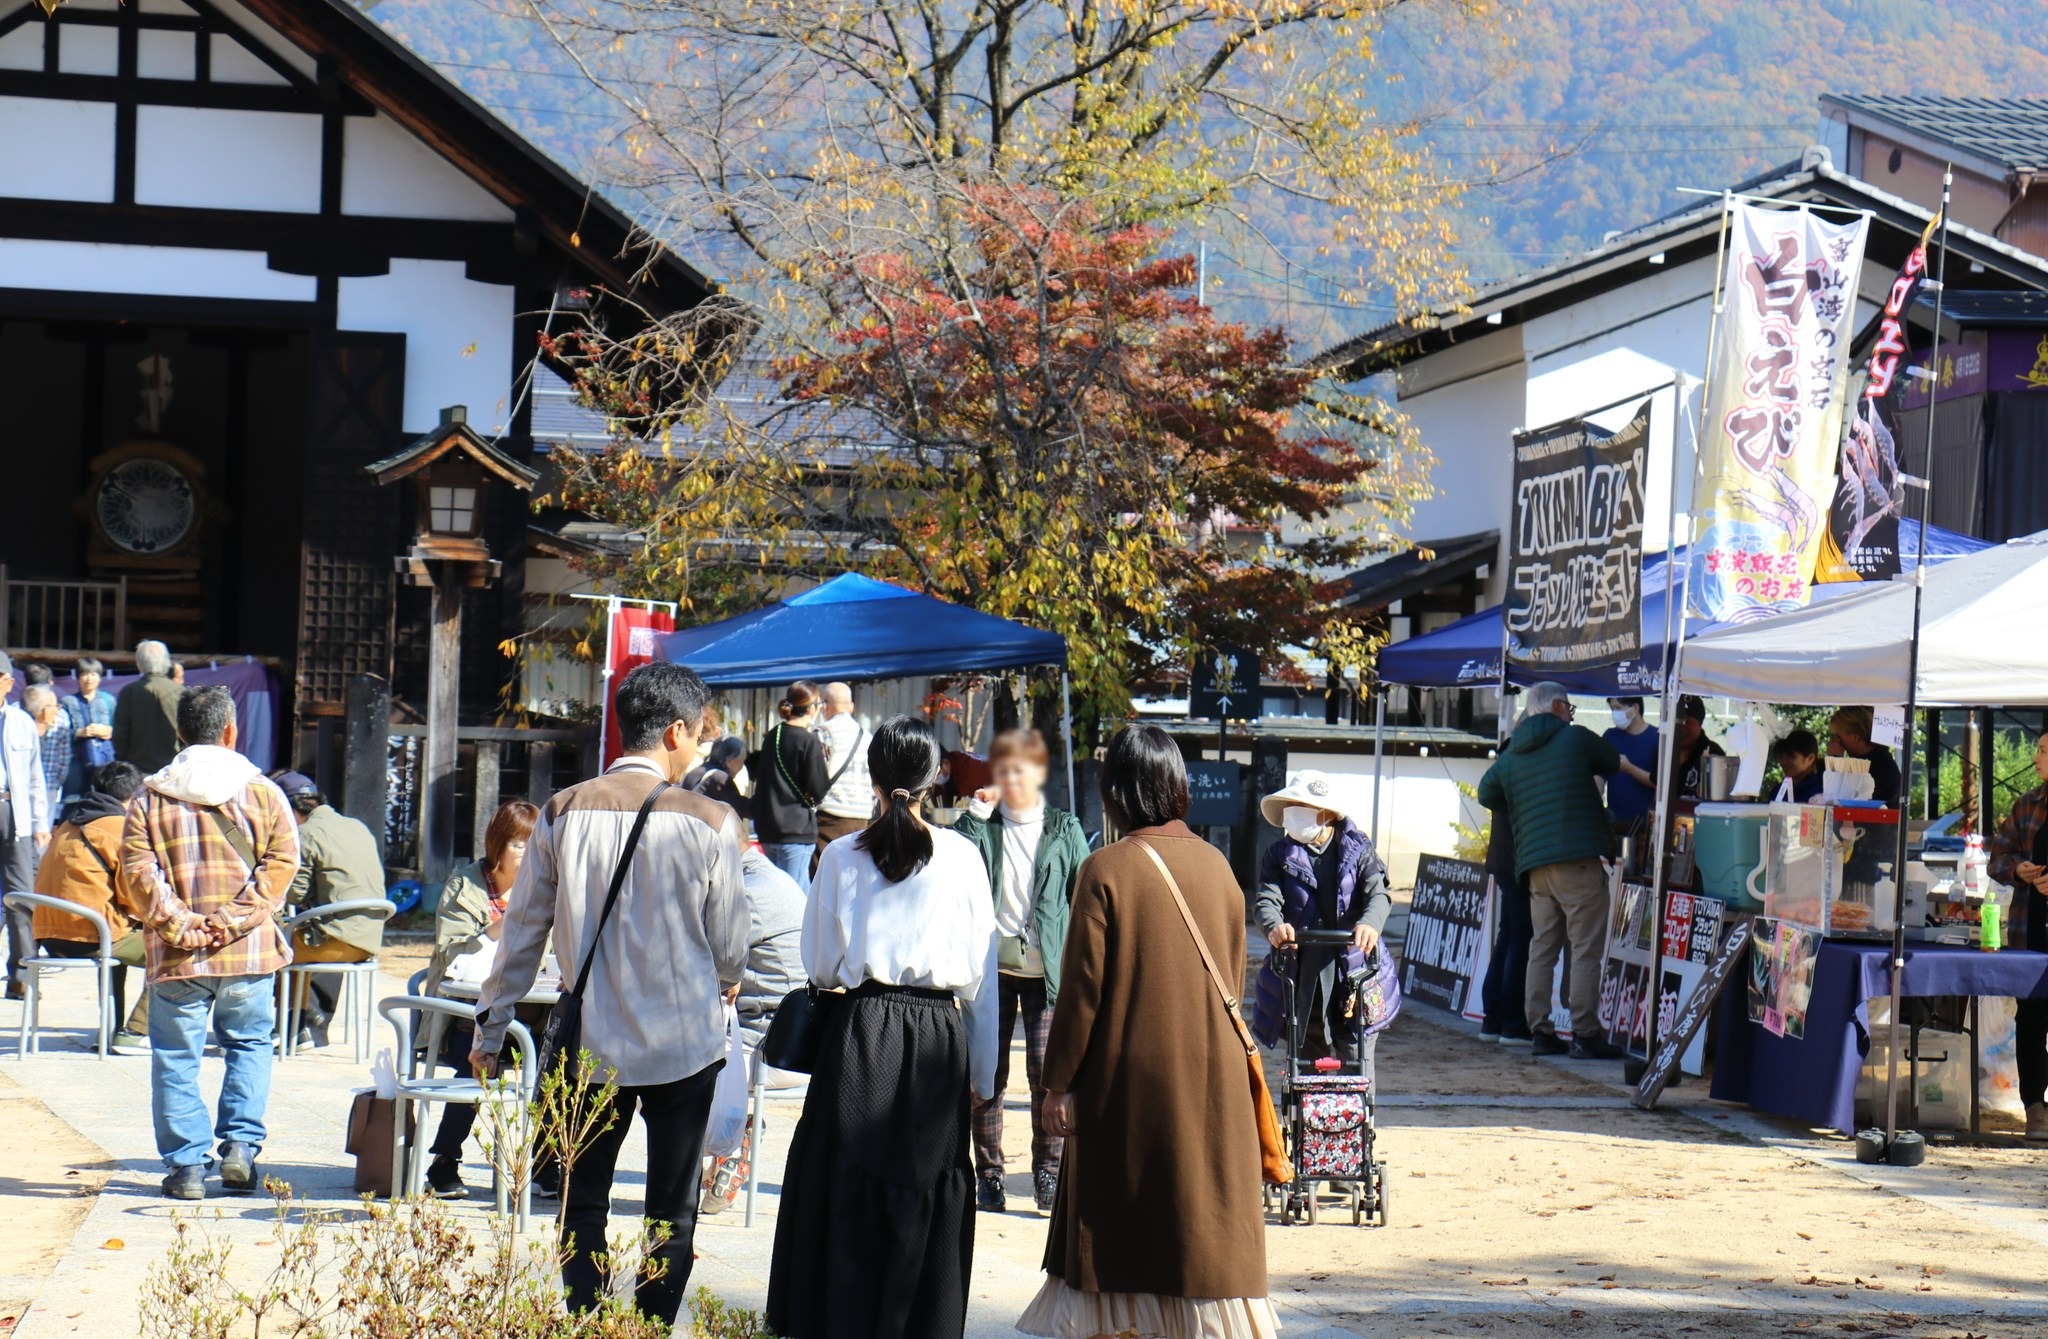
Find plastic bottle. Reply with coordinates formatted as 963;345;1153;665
1981;890;2003;953
1962;834;1988;898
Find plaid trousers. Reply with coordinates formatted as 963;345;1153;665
970;973;1062;1178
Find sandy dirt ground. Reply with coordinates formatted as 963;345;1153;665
0;1069;111;1335
9;932;2047;1338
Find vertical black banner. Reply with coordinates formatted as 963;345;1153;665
1505;404;1649;672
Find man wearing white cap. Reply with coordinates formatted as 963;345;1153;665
1250;771;1391;1077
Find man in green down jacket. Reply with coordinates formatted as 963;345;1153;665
1477;682;1623;1062
273;771;387;1046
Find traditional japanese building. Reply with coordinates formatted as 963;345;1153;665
0;0;724;765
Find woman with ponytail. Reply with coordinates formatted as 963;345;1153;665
766;715;998;1339
749;680;829;891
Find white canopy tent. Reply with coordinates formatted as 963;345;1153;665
1677;535;2048;708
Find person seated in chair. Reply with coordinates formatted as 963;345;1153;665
271;771;387;1048
421;798;543;1200
33;761;151;1048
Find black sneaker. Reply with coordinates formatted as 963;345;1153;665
532;1165;561;1199
976;1171;1005;1212
426;1156;467;1200
162;1165;206;1200
1530;1029;1568;1056
218;1142;258;1193
1033;1170;1058;1213
1570;1037;1624;1061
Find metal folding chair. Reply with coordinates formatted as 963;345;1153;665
277;899;396;1062
4;893;116;1059
377;994;537;1230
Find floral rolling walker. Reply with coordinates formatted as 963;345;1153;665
1295;1075;1374;1179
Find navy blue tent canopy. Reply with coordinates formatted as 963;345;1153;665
1378;520;1991;694
654;573;1067;687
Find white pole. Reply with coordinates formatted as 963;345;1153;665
1061;671;1077;812
1371;692;1387;847
597;595;619;766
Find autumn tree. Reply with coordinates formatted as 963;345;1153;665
546;188;1427;712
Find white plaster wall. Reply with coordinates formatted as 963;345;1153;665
0;97;116;202
57;23;118;75
0;22;43;70
342;113;515;222
1387;359;1527;599
1217;748;1492;888
338;259;517;434
200;0;315;80
135;106;323;212
0;238;317;301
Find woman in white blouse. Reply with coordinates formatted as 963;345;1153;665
765;715;998;1339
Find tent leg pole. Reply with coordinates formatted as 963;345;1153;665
1371;694;1387;848
1061;672;1076;813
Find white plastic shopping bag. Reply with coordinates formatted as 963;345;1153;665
369;1046;398;1100
702;1007;750;1158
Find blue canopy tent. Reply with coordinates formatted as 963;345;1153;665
654;573;1074;796
1378;520;1991;694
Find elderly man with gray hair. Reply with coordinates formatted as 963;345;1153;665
114;640;184;774
1476;682;1624;1061
813;681;873;864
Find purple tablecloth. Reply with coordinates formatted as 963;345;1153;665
1710;941;2048;1132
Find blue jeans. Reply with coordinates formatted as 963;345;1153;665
150;974;276;1169
761;841;813;894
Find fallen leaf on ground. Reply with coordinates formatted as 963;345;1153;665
1482;1278;1529;1287
1798;1231;1814;1240
101;1239;123;1251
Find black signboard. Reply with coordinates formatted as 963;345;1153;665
1399;854;1489;1015
1505;404;1649;673
1633;918;1753;1110
1184;760;1243;827
1190;645;1260;720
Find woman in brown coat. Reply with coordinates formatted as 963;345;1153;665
1019;725;1276;1339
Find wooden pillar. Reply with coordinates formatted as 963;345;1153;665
423;574;462;883
342;674;390;857
472;741;501;859
527;741;556;805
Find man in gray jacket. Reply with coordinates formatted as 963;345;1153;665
474;661;746;1326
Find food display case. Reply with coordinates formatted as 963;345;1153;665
1755;802;1901;939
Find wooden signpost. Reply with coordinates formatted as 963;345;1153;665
1633;917;1754;1110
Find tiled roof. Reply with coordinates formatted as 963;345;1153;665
528;364;897;466
1826;94;2048;173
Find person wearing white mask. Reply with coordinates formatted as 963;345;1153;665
1602;696;1659;848
1250;772;1392;1078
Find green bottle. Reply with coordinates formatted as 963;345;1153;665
1981;895;2003;952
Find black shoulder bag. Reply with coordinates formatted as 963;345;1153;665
534;780;670;1083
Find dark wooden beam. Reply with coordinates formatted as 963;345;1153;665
0;68;352;113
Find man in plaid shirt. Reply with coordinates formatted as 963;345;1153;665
120;685;299;1200
1988;732;2048;1141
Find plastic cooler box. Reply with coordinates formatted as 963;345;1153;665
1693;802;1770;908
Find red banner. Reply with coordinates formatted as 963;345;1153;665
602;603;675;767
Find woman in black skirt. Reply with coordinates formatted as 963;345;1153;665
767;715;999;1339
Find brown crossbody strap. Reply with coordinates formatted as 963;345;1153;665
1131;838;1257;1059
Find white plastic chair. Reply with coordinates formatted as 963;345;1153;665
742;1047;809;1228
377;994;536;1229
278;899;395;1063
4;893;116;1059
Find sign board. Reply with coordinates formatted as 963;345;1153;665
1633;918;1754;1110
1190;645;1260;720
1870;705;1905;750
1598;886;1726;1075
1399;855;1489;1015
1504;405;1649;673
1183;760;1243;827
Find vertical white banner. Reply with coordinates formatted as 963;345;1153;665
1692;202;1870;622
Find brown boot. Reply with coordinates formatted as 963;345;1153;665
2027;1102;2048;1141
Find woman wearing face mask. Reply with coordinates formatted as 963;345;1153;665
1603;697;1659;850
1249;771;1392;1083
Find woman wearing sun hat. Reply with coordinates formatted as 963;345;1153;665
1250;770;1393;1082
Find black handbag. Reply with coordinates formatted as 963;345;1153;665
534;780;670;1084
760;983;839;1075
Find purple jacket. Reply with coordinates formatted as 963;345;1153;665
1252;819;1391;1044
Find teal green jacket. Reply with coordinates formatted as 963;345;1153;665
1476;713;1621;879
950;804;1090;1005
